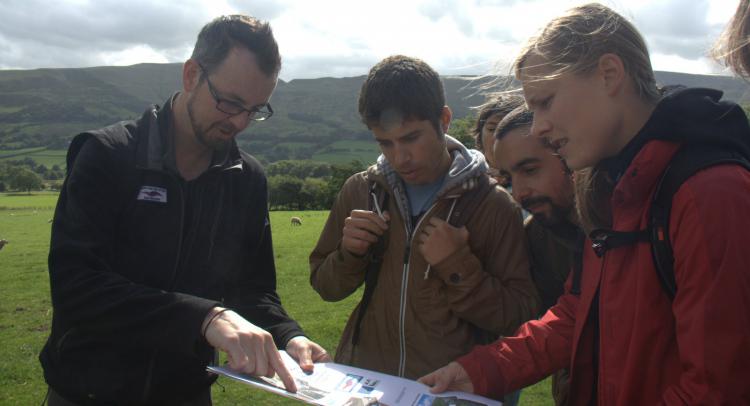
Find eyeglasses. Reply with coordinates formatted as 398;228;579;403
198;64;273;121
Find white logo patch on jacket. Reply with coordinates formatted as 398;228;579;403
137;186;167;203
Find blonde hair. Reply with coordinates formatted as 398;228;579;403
573;167;615;233
713;0;750;79
514;3;660;103
514;3;661;232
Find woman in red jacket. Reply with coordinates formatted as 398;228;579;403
420;3;750;405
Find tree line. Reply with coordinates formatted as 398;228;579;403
0;158;64;193
267;160;365;210
0;115;477;200
265;115;476;210
0;155;366;204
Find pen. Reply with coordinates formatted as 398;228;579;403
370;192;385;221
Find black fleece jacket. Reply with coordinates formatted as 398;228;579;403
40;97;304;405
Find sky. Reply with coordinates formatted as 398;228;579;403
0;0;739;81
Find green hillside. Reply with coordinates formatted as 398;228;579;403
0;63;747;167
0;68;146;151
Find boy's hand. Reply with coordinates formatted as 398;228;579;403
341;209;390;256
418;218;469;266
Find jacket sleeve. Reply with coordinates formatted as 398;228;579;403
309;173;369;301
430;189;539;335
457;285;578;399
660;166;750;404
48;136;218;358
226;195;305;349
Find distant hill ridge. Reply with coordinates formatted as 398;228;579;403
0;63;747;163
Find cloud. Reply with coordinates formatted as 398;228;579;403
225;0;286;20
0;0;262;69
418;0;475;37
280;53;377;81
0;0;738;77
629;0;724;60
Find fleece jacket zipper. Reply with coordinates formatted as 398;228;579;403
141;171;184;403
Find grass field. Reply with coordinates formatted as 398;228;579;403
0;193;552;405
0;148;67;168
311;140;380;165
0;147;48;158
0;143;377;172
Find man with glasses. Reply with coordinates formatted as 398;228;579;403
41;15;328;406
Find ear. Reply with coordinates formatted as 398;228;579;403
440;106;453;133
597;53;626;97
182;59;202;93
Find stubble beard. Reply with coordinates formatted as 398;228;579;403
523;196;573;228
186;94;231;151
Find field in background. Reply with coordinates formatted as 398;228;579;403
0;193;552;405
310;140;380;164
0;148;67;168
0;143;380;173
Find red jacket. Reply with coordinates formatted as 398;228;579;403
458;139;750;405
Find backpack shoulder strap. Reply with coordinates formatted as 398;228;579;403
570;232;588;296
351;178;390;346
65;132;95;176
448;175;497;227
445;175;500;344
649;144;750;299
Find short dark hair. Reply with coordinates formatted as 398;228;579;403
473;93;524;150
495;105;571;174
495;105;534;141
191;15;281;77
358;55;445;132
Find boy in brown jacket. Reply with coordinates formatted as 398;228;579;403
309;55;538;380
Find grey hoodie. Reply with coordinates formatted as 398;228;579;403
373;134;489;233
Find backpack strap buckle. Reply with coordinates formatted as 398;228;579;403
589;229;649;258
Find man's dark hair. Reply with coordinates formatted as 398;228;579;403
473;94;524;150
495;105;534;141
495;105;571;174
191;15;281;77
358;55;445;133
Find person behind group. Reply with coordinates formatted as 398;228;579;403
420;3;750;404
472;94;524;186
309;55;538;382
493;105;580;406
471;96;529;406
713;0;750;78
41;15;329;406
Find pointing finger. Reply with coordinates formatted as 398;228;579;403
267;345;297;393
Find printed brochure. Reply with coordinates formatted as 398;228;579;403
207;351;501;406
